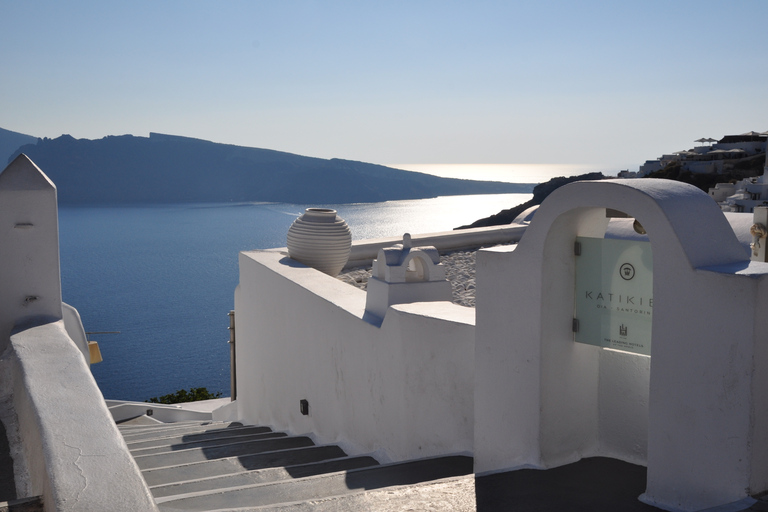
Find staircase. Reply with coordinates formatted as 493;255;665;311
118;419;473;511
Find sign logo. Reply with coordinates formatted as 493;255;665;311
619;324;628;336
619;263;635;280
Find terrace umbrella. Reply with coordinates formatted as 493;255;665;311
695;138;708;145
741;131;763;141
708;150;728;158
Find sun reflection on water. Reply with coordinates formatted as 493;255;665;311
388;163;613;184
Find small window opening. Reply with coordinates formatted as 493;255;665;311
405;256;427;282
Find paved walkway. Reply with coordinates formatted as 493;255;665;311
256;457;660;512
476;457;659;512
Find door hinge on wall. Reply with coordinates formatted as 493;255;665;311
572;318;580;333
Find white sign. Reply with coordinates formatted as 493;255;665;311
574;236;653;355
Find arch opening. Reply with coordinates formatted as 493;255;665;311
404;254;429;282
539;205;653;470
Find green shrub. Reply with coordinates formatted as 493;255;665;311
146;387;223;404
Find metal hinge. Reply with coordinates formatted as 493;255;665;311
572;318;580;333
574;241;581;256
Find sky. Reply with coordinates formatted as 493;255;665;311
2;1;767;174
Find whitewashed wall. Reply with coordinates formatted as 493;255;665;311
5;321;158;511
475;179;768;512
234;250;475;462
0;155;62;354
0;155;158;511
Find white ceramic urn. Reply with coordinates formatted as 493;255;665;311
287;208;352;276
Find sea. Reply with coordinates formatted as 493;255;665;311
58;164;613;401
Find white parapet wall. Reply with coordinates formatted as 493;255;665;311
107;401;215;423
234;249;475;462
2;320;158;511
345;224;527;269
475;179;768;512
0;155;158;510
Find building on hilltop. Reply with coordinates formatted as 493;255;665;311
709;149;768;213
638;130;767;177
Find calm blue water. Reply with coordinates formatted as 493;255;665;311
59;193;531;401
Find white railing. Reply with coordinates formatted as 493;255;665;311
345;224;527;268
4;320;158;511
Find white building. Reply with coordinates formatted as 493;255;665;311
4;153;768;511
713;159;768;213
231;178;768;511
639;131;767;177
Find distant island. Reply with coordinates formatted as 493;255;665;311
2;130;534;204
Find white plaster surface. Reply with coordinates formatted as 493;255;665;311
0;155;157;510
474;178;768;511
236;178;768;511
365;278;453;322
107;401;215;423
172;397;231;412
8;320;157;511
0;155;63;354
345;224;526;269
234;250;475;463
340;248;489;308
61;302;89;365
211;399;240;421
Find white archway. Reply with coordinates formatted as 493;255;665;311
475;179;766;511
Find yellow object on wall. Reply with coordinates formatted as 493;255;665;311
88;341;103;364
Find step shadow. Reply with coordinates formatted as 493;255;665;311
475;457;661;511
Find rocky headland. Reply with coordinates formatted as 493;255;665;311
456;171;605;229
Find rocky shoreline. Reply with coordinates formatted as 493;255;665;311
455;171;604;229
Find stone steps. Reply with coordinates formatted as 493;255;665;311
149;455;380;499
129;431;287;457
206;475;476;512
154;456;473;511
118;419;473;511
120;421;248;443
141;445;352;487
133;436;318;471
126;425;274;451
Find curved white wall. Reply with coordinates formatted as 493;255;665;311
6;321;158;510
62;302;89;364
475;179;768;511
234;250;475;462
